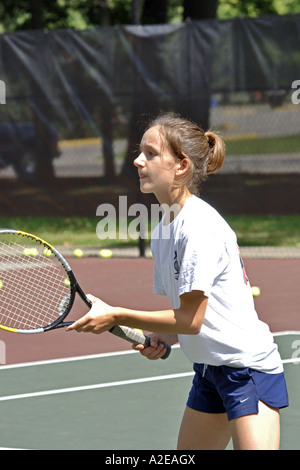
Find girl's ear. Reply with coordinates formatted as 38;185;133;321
176;157;190;176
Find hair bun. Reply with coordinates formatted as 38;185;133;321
205;131;225;174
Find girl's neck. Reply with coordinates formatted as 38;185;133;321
157;188;192;222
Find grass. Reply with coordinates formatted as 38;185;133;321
0;217;105;247
224;134;300;155
226;215;300;247
0;215;299;248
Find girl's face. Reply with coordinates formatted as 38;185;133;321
134;126;180;203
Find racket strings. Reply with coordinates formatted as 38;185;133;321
0;235;71;330
1;263;63;329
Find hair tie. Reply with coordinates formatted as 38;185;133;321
205;133;214;149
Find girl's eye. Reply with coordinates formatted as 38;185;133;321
146;149;157;159
139;144;158;159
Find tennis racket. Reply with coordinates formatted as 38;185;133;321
0;229;171;359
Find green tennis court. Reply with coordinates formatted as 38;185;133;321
0;333;299;450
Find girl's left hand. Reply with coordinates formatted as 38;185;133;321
66;294;115;334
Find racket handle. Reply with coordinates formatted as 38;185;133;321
60;322;171;359
109;325;171;360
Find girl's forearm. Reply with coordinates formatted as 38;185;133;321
114;306;200;335
66;292;206;336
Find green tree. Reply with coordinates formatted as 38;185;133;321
1;0;300;32
0;0;69;31
218;0;276;18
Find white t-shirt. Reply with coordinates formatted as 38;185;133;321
151;195;283;374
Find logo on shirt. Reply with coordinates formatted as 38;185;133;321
174;251;180;280
238;247;249;285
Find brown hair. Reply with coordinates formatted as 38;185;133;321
148;113;225;195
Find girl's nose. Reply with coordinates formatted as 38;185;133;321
134;153;145;168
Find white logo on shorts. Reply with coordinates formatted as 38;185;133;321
240;397;249;403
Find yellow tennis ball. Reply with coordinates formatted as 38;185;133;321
251;286;261;297
99;249;113;258
43;248;52;257
73;249;83;258
23;248;38;257
30;248;38;257
0;280;3;289
64;278;71;288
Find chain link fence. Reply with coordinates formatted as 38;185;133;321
0;15;299;216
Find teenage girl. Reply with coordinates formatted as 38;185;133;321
67;113;288;450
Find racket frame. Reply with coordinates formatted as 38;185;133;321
0;229;171;358
0;229;85;334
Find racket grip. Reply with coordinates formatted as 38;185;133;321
109;325;171;360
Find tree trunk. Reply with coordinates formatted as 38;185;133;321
29;0;44;29
183;0;218;20
141;0;168;24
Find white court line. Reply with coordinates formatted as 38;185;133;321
0;371;194;402
0;447;25;450
0;331;299;403
282;357;300;364
1;331;299;371
273;331;300;336
0;358;298;403
0;347;140;371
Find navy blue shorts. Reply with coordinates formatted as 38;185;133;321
187;364;289;421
